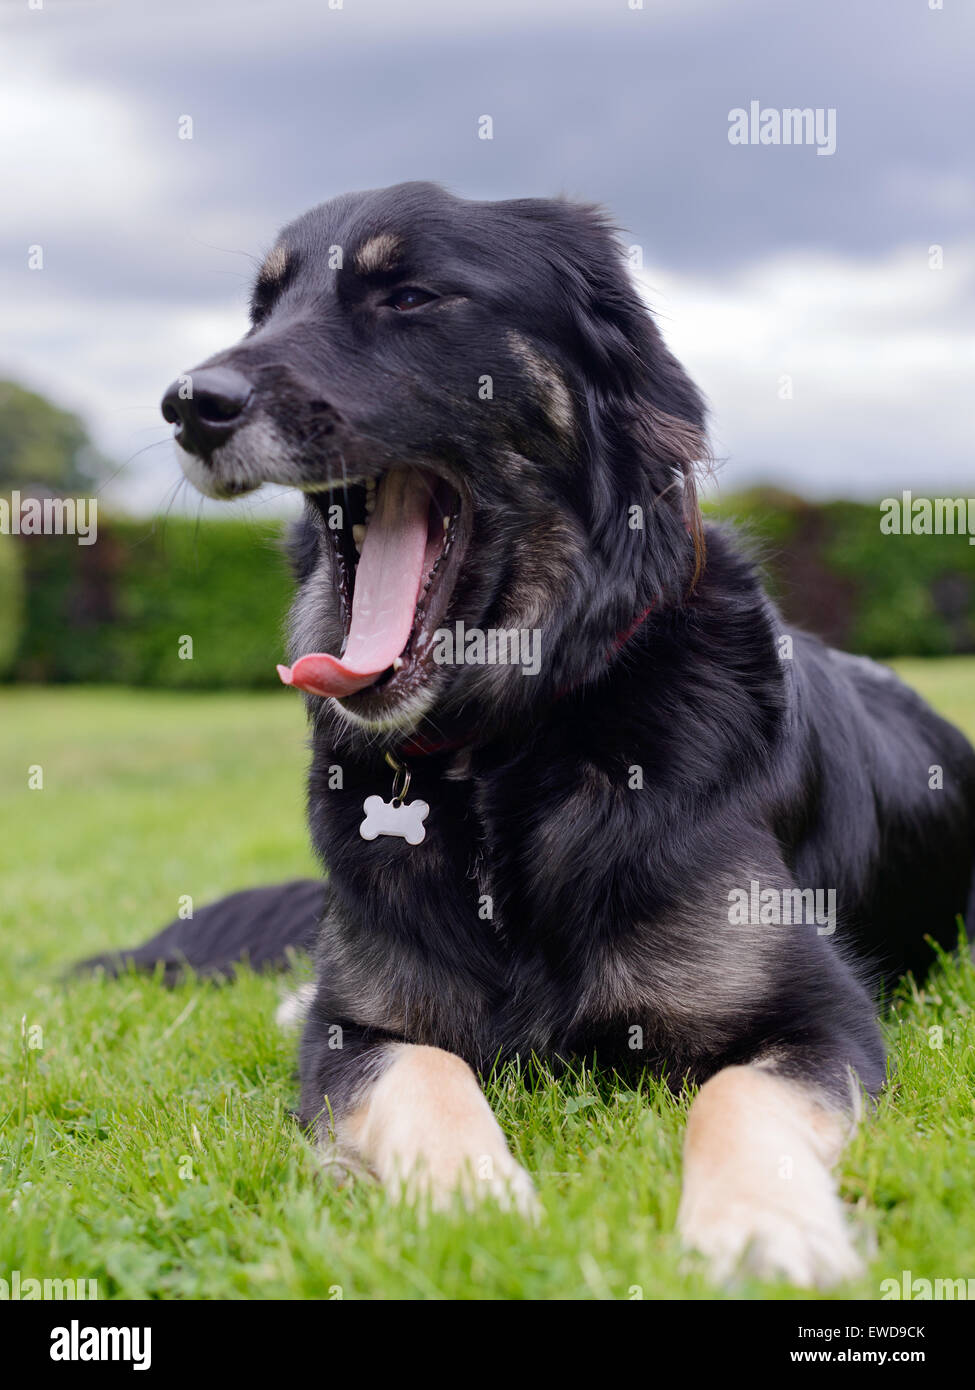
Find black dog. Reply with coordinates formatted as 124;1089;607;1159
98;183;975;1286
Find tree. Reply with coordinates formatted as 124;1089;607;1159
0;380;109;490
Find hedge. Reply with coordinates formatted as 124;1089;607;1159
5;516;293;688
0;492;972;687
705;489;975;658
0;526;24;677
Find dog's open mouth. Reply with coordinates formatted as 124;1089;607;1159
278;467;466;710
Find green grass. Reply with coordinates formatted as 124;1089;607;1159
1;664;974;1300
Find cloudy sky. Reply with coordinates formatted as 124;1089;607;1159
1;0;972;515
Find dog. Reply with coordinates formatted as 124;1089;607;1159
90;182;975;1287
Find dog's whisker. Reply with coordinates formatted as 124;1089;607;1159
93;438;172;497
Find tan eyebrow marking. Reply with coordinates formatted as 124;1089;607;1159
258;243;289;283
354;233;403;275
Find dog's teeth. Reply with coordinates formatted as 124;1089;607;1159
352;524;366;551
364;478;376;515
443;514;450;532
392;656;403;671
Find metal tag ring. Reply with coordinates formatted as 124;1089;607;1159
384;751;412;805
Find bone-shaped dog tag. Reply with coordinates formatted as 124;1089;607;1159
359;794;430;845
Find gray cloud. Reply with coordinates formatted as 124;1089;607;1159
1;0;972;507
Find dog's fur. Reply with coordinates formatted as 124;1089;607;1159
89;183;975;1285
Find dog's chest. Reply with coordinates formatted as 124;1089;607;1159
448;766;669;1035
333;755;703;1063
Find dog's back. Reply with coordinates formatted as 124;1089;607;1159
785;634;975;981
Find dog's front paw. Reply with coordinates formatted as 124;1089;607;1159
383;1145;539;1223
678;1064;866;1289
399;1149;541;1221
679;1192;863;1288
471;1151;541;1220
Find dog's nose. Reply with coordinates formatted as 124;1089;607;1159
161;366;254;457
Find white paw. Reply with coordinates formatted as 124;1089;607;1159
275;981;316;1030
395;1151;540;1221
473;1152;541;1220
679;1193;863;1288
316;1140;372;1189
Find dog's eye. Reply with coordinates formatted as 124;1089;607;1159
384;287;438;312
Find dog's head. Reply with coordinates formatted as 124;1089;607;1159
162;181;708;738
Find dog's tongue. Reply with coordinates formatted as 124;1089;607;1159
277;469;430;698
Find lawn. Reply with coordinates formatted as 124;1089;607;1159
1;662;974;1301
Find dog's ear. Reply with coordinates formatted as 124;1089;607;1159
546;200;710;584
509;199;706;422
639;405;710;588
502;196;710;589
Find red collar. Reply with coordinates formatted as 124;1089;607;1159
396;601;656;759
